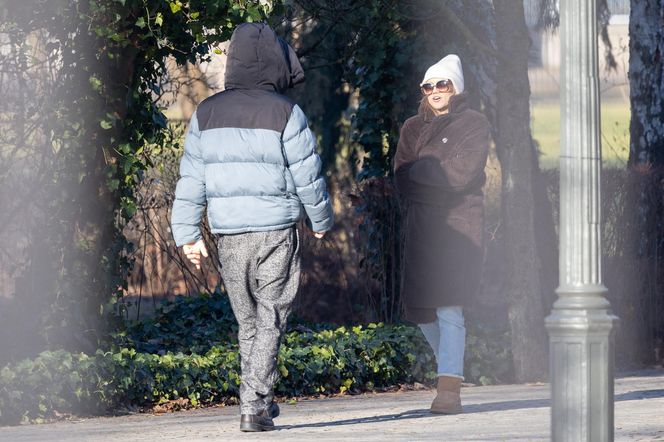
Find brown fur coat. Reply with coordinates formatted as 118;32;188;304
394;93;490;323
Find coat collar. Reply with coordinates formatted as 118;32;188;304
418;92;470;122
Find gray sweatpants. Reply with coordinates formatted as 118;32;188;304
217;226;300;415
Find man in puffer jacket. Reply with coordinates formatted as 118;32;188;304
170;23;334;432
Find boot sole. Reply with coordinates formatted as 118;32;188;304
240;422;275;432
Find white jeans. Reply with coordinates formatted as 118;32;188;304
418;306;465;379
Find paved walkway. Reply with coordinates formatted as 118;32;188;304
1;369;663;441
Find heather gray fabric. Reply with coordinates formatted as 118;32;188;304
217;227;300;415
170;23;334;246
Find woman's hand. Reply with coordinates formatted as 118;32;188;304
182;239;209;270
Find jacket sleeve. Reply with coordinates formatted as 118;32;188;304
170;111;206;247
409;118;490;193
282;104;334;232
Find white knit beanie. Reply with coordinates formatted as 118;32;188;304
420;54;464;94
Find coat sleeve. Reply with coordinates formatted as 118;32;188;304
394;119;418;174
170;111;206;247
394;119;420;199
409;118;490;193
394;119;442;204
282;104;334;232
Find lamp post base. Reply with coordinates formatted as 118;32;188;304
546;304;618;442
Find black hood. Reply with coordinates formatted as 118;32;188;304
224;23;305;93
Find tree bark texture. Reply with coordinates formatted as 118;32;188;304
629;0;664;166
626;0;664;364
493;0;548;382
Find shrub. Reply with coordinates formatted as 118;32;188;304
465;322;513;386
113;293;238;354
0;294;512;425
0;323;434;425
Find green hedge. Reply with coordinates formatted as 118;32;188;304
113;294;239;355
0;323;436;425
0;294;512;425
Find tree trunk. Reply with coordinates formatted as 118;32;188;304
629;1;664;166
626;0;664;364
493;0;548;382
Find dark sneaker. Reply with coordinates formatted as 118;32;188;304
267;401;280;419
240;413;275;432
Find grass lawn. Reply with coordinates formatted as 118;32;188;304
531;99;630;169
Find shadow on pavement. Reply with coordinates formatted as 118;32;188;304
463;398;549;413
279;399;551;431
616;389;664;401
279;409;432;430
616;369;664;379
278;388;664;430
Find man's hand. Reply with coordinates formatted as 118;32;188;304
182;239;209;270
313;231;326;239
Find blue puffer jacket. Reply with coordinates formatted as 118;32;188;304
170;23;334;246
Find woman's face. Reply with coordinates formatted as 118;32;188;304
422;77;455;115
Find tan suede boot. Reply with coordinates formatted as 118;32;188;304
430;376;463;414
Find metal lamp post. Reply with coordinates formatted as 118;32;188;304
545;0;618;440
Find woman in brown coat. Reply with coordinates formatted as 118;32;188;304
394;54;490;414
